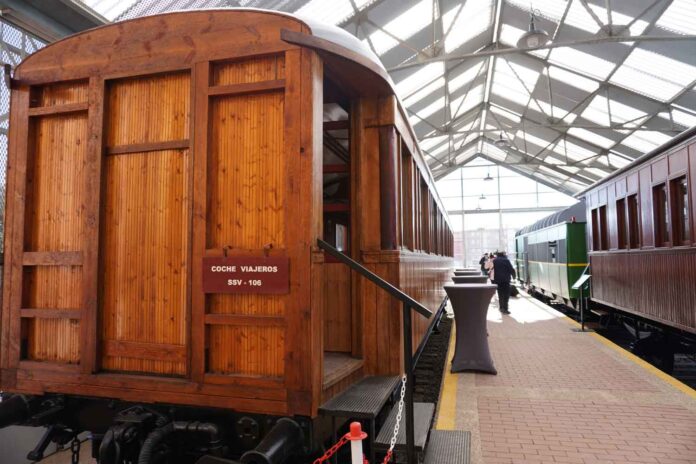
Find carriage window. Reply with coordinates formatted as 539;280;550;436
616;198;627;249
591;208;600;251
627;194;640;249
598;205;608;250
671;176;690;245
401;151;414;250
653;183;670;247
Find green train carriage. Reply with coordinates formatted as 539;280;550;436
515;202;588;307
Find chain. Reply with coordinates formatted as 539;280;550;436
314;375;406;464
70;437;81;464
382;374;407;464
313;435;349;463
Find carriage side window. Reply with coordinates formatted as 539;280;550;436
401;152;414;250
671;176;690;246
653;183;670;247
598;205;608;250
591;208;600;251
420;180;429;252
627;194;640;249
616;198;627;249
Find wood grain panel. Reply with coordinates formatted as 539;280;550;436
106;72;190;147
32;80;88;106
21;265;81;365
323;263;351;352
21;265;81;364
205;88;286;325
21;318;80;363
208;294;285;316
100;149;188;376
212;55;285;86
22;266;81;309
590;250;696;333
207;91;285;249
24;113;87;251
399;252;451;351
207;325;285;377
21;107;87;365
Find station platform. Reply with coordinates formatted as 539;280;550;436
435;292;696;464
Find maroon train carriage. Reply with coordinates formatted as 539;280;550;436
578;126;696;368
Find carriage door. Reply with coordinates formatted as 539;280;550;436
523;236;530;284
99;72;191;376
322;94;359;382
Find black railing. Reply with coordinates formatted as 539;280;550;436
317;239;431;464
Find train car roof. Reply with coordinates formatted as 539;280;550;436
575;125;696;197
516;201;586;237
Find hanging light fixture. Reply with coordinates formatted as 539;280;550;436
483;167;494;181
494;132;510;148
517;7;550;49
479;193;486;200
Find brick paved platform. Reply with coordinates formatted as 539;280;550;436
435;292;696;464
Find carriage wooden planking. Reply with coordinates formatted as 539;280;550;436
0;10;454;419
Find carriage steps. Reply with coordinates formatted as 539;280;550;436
320;375;470;463
319;375;401;419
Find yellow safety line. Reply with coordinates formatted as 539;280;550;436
588;332;696;399
436;323;458;430
523;294;696;399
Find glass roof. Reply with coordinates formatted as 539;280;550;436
75;0;696;195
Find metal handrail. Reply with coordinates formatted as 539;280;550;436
317;239;432;318
317;238;429;464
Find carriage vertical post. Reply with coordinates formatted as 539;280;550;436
580;284;585;332
402;301;416;464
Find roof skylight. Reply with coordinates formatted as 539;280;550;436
296;0;371;25
364;0;433;56
448;63;486;93
547;66;599;93
610;48;696;102
580;95;647;126
567;128;616;149
657;0;696;35
620;130;673;152
450;84;484;118
396;63;444;98
404;78;445;107
549;47;616;80
658;109;696;129
442;1;493;53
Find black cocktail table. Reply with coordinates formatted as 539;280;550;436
444;283;498;375
451;275;488;284
453;270;480;276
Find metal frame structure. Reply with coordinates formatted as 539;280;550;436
8;0;696;194
74;0;696;196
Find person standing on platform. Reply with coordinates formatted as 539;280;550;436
485;251;496;282
492;251;516;314
479;253;489;276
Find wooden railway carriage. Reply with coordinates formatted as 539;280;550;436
579;126;696;336
515;202;588;306
0;9;453;461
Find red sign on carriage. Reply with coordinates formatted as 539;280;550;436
202;256;289;294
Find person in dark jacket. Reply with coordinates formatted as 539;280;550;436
492;251;516;314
